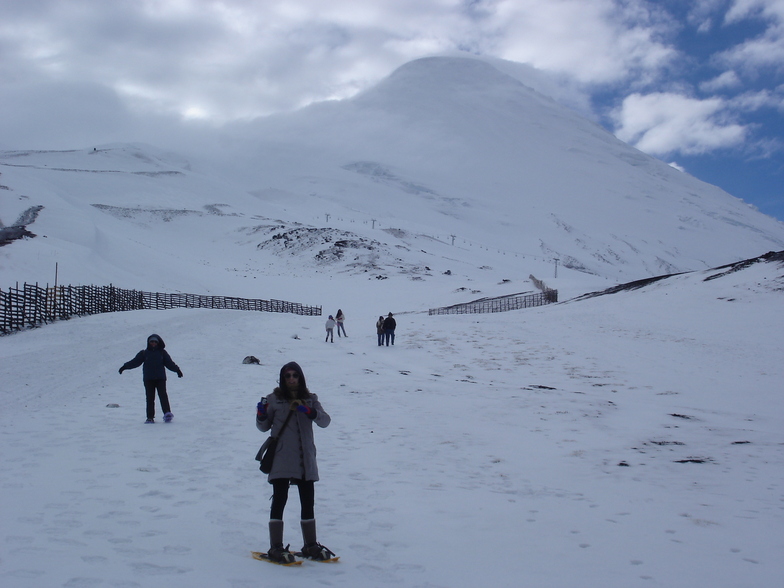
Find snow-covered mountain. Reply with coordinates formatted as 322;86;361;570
2;56;784;302
1;56;783;588
218;56;784;278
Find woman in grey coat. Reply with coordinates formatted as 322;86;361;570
256;361;333;563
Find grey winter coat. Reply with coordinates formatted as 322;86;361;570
256;391;330;482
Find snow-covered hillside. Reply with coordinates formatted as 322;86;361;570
0;142;587;306
1;251;782;588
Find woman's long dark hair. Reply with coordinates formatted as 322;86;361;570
275;361;311;399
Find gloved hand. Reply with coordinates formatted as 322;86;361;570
257;398;268;418
296;404;316;419
176;369;183;378
118;366;125;374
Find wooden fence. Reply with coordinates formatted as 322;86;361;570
428;290;557;315
0;282;321;335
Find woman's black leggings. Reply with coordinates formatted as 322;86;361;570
270;479;315;520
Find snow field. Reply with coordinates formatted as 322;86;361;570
1;264;782;587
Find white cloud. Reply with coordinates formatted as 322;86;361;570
0;0;681;128
685;0;728;32
700;70;743;92
488;0;677;84
1;0;778;166
612;92;747;155
730;88;781;109
725;0;784;23
720;0;784;71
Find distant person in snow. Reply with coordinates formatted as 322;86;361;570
119;334;183;423
382;313;396;346
256;361;334;563
335;309;347;337
325;315;335;343
376;315;385;346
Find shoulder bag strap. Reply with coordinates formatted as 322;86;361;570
273;408;295;439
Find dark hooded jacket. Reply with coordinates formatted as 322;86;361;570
121;334;181;381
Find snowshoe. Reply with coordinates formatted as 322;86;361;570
163;412;173;422
251;550;301;566
296;543;338;562
264;544;298;565
144;418;155;424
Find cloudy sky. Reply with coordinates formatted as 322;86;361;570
2;0;783;221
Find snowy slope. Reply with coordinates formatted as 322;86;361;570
0;252;782;588
0;144;601;308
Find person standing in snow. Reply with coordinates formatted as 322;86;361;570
376;315;385;346
382;312;396;346
325;315;335;342
119;334;183;423
335;309;347;337
256;361;334;563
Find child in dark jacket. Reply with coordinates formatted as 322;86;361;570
119;334;183;423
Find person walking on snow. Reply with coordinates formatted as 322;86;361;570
376;315;385;346
383;313;396;346
335;309;347;337
325;315;335;342
119;334;183;423
256;361;334;563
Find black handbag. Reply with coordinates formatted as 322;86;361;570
256;409;294;473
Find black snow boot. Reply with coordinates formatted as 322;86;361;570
268;520;296;564
299;519;336;560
